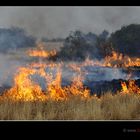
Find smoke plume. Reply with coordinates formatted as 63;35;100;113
0;7;140;38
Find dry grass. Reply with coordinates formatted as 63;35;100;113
0;92;140;120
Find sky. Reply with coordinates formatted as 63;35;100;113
0;6;140;39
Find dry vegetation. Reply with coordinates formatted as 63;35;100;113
1;42;140;120
0;92;140;120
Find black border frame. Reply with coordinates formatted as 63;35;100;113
0;3;140;137
0;0;140;6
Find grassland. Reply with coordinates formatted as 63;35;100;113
1;42;140;120
0;92;140;120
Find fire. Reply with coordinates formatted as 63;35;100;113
66;75;90;99
1;61;91;102
47;69;68;101
46;68;90;101
121;81;128;93
78;51;140;68
2;67;47;101
2;43;140;102
67;51;140;74
121;80;140;94
103;51;140;68
27;42;56;58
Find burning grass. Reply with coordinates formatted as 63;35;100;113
121;80;140;94
71;51;140;68
27;42;57;58
1;43;140;120
0;64;140;120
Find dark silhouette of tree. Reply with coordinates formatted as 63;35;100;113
57;30;110;61
109;24;140;57
58;30;92;61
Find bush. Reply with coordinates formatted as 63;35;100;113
57;30;109;61
109;24;140;57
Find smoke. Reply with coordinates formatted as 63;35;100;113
0;7;140;39
0;26;36;87
0;54;27;87
31;64;140;89
0;6;140;93
0;27;36;53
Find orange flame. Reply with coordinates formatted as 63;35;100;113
103;51;140;68
1;62;91;101
68;75;90;99
80;51;140;68
2;45;140;102
3;67;47;101
47;69;68;101
121;80;140;94
27;42;56;58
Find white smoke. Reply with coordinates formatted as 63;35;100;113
0;54;26;87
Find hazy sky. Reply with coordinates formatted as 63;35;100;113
0;6;140;39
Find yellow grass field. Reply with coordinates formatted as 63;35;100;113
0;92;140;120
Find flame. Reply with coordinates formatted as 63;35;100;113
3;67;47;101
46;68;90;101
121;81;128;94
2;44;140;102
121;80;140;94
1;61;91;101
78;51;140;68
47;69;68;101
65;74;90;99
27;42;56;58
103;51;140;68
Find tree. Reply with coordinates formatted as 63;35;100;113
58;30;90;61
109;24;140;57
56;30;111;61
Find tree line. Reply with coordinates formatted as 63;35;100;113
53;24;140;61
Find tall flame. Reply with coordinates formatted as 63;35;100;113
68;75;90;99
121;80;140;94
1;43;140;102
1;62;91;101
3;67;47;101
